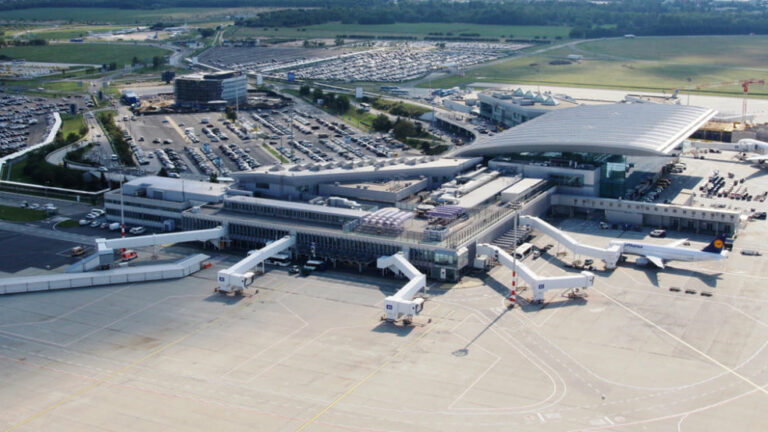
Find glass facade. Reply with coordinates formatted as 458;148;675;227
224;200;358;227
599;156;627;198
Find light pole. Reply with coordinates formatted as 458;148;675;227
120;174;125;238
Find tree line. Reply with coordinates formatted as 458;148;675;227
235;0;768;38
3;0;767;38
0;0;372;12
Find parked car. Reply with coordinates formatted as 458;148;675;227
70;246;86;256
741;249;761;256
78;219;89;226
129;226;146;235
650;229;667;238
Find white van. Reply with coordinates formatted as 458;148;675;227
108;222;121;231
514;243;534;260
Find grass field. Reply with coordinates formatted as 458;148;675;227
342;107;376;132
56;219;80;228
0;204;47;222
424;35;768;97
1;7;281;24
11;26;123;41
59;113;86;138
228;23;570;41
0;43;170;67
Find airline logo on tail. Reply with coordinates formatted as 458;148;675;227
702;234;727;254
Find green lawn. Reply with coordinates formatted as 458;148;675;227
0;204;47;222
1;7;281;24
0;43;171;67
577;36;768;67
424;35;768;97
59;113;87;138
42;81;87;92
56;219;80;228
228;22;570;41
342;108;376;132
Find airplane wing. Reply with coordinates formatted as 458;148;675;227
747;154;768;162
666;238;688;248
646;256;665;269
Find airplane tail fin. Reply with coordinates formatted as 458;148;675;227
702;234;727;254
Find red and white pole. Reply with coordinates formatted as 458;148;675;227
509;271;517;303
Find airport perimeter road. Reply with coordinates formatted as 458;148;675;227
0;192;92;218
45;111;113;169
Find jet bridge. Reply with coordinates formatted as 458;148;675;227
217;235;296;294
96;226;227;253
477;243;594;302
519;215;621;269
377;252;427;323
94;226;227;267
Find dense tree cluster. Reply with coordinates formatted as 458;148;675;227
300;86;350;114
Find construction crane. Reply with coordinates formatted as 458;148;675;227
695;79;766;125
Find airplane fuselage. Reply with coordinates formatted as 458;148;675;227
609;241;726;264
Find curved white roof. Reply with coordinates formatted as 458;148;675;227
456;103;716;157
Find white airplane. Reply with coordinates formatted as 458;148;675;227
734;139;768;163
609;235;728;269
688;139;768;163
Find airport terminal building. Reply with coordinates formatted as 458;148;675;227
477;88;578;127
107;102;739;281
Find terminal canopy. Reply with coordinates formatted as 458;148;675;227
456;103;716;157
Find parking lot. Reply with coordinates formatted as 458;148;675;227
251;102;408;164
0;94;86;155
284;41;526;82
115;109;274;179
200;41;526;83
115;101;413;179
198;46;343;74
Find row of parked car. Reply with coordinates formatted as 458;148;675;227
19;201;57;213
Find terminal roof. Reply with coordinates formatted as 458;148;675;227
455;103;716;157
